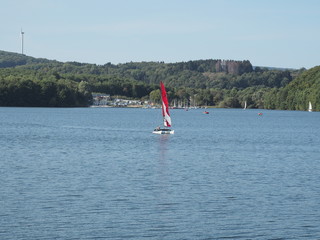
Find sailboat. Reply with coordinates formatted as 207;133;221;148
243;101;247;110
153;82;174;134
308;101;312;112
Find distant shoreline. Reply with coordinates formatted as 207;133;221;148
90;105;144;108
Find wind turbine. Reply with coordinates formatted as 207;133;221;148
21;28;25;54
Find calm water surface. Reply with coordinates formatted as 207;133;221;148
0;107;320;239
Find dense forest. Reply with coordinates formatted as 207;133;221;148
0;50;317;110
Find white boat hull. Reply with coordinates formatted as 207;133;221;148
152;129;174;134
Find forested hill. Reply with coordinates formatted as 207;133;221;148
0;50;295;89
0;50;314;109
1;50;252;74
0;50;53;68
264;66;320;111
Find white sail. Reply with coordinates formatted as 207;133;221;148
308;101;312;112
243;101;247;110
162;101;172;127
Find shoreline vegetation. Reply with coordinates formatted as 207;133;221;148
0;50;318;111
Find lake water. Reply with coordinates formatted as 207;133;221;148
1;107;320;239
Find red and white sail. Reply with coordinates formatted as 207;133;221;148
160;81;172;127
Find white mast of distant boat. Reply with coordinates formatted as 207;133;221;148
308;101;312;112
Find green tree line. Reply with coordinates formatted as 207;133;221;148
1;50;317;110
0;69;91;107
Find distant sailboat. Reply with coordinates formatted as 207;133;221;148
153;82;174;134
308;101;312;112
243;101;247;110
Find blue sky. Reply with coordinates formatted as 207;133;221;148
2;0;320;69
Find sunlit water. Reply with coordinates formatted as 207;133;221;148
1;107;320;239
